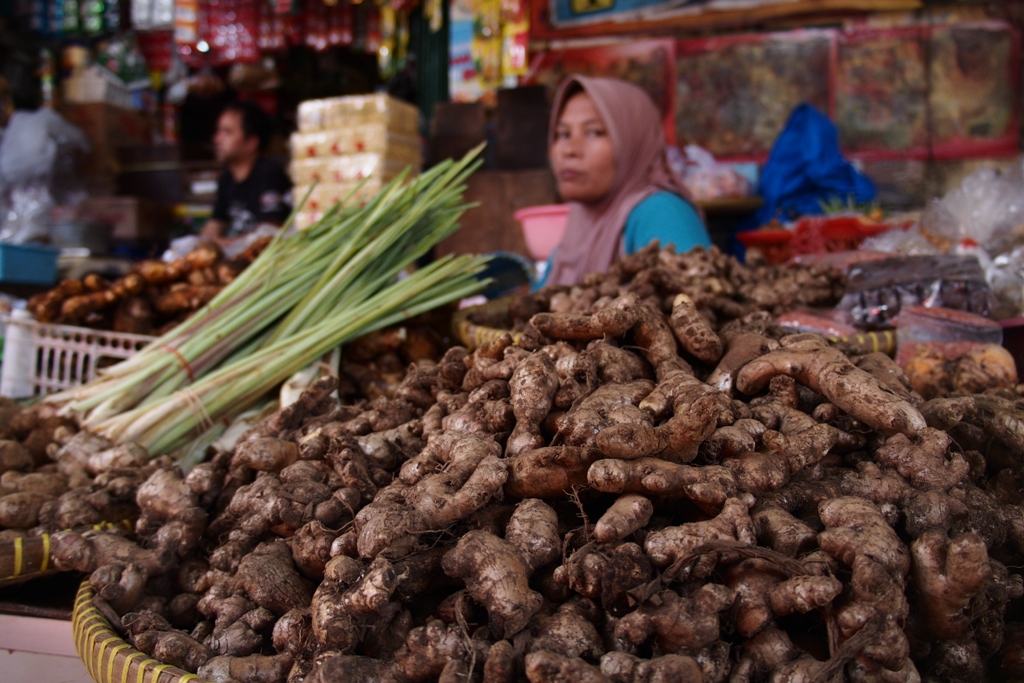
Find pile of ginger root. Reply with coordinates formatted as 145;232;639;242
10;244;1024;683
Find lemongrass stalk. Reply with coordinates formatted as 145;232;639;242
56;146;489;449
263;172;429;342
145;270;489;453
265;155;481;343
96;255;483;442
71;271;318;417
116;256;489;452
67;240;350;412
91;157;466;392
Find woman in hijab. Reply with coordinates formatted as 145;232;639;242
538;75;710;287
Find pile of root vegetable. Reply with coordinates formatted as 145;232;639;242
7;244;1024;683
26;239;270;335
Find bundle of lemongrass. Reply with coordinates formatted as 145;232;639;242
47;147;490;455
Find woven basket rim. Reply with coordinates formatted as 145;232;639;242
451;296;521;351
73;581;211;683
0;533;56;588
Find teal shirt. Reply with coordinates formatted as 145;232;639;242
622;191;710;255
534;191;709;289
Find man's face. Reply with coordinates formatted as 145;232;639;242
214;110;256;164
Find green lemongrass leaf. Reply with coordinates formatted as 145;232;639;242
124;257;490;452
53;145;490;454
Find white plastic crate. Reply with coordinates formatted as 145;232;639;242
0;311;155;399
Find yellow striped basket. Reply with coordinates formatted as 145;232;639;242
0;521;137;589
829;330;898;356
73;581;211;683
0;534;57;588
452;297;522;351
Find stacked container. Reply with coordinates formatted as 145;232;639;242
290;94;422;229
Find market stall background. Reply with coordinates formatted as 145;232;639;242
0;0;1024;679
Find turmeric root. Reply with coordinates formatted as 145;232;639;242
700;419;766;462
0;441;33;475
233;541;313;617
588;458;737;513
598;369;723;463
305;654;397;683
599;652;704;683
198;652;293;683
393;618;475;682
593;494;653;543
507;352;559;458
736;334;926;436
232;437;300;473
629;304;684;371
817;497;912;674
669;293;723;364
530;303;639;342
483;640;518;683
727;626;799;683
723;423;846;496
751;507;817;557
441;529;544;639
614;584;734;655
528;597;605;660
204;606;275;656
310;555;397;652
507;447;600;500
873;428;969;493
505;498;561;573
0;490;54;528
356;432;506;559
90;562;148;614
644;495;756;575
910;529;990;641
557;381;655;452
706;333;779;396
51;529;171;575
553;542;654;616
585;342;652;384
124;611;212;673
525;650;611;683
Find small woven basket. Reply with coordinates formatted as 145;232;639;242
0;533;57;588
73;581;211;683
452;296;522;351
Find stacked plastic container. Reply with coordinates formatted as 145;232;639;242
290;94;422;229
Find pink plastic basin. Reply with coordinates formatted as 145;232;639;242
514;204;569;260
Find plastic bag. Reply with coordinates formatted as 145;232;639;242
985;245;1024;320
0;185;54;244
838;254;994;328
670;144;751;201
859;223;942;257
921;158;1024;251
0;109;89;188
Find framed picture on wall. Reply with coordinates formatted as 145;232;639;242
675;30;834;161
928;20;1019;159
524;38;677;142
530;0;920;41
835;26;931;160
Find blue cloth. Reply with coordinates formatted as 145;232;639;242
534;192;709;289
740;104;876;234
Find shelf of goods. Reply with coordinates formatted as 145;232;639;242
290;94;423;229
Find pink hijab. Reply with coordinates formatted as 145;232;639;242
545;75;697;287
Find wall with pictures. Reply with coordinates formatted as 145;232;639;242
523;3;1023;207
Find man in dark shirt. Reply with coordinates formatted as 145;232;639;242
201;101;291;242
